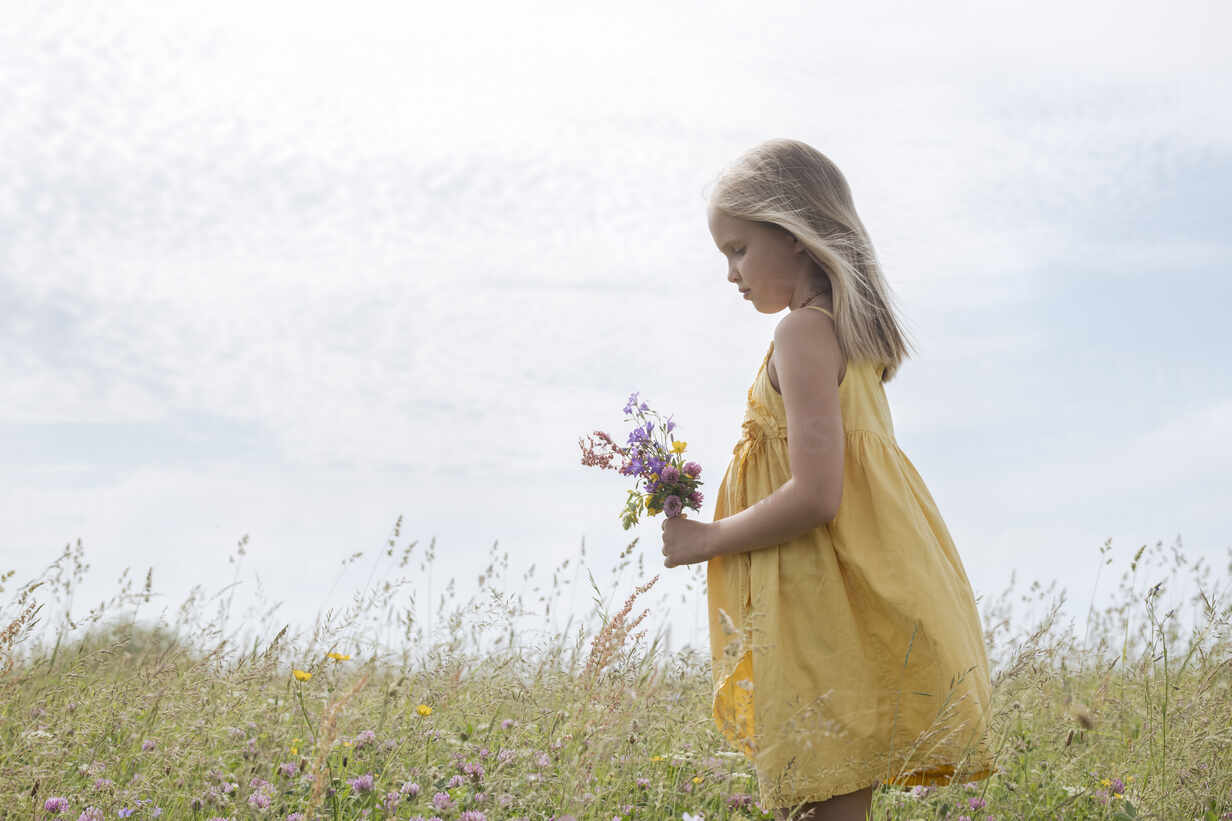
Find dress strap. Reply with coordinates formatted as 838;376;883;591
803;305;833;319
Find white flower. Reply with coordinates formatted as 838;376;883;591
682;813;705;821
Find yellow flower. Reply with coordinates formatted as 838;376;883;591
671;440;687;454
691;776;703;784
342;740;353;747
650;754;664;762
417;703;432;716
1100;778;1111;787
326;651;351;661
290;746;298;755
292;669;312;681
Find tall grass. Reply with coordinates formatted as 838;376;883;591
2;524;1229;820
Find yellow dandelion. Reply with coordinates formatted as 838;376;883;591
290;746;298;755
417;703;432;716
650;754;664;762
1100;778;1111;788
671;440;687;454
292;669;312;682
326;651;351;661
691;776;703;784
342;740;353;747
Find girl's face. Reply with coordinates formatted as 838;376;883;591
707;206;818;313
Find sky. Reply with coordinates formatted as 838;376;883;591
2;0;1230;671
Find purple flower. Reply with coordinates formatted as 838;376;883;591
77;810;104;821
278;761;298;777
287;815;306;821
347;773;375;793
432;791;454;811
726;793;754;809
353;729;377;748
382;792;401;812
1110;777;1126;794
662;495;683;518
683;461;702;477
660;464;680;482
459;812;488;821
688;490;703;506
247;791;271;810
118;810;135;818
141;739;156;752
967;796;987;810
500;718;514;730
400;781;421;796
44;798;70;814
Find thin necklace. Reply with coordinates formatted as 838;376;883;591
792;284;829;311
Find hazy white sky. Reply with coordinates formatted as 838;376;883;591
3;0;1230;664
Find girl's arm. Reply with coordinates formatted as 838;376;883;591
708;309;844;558
709;477;833;558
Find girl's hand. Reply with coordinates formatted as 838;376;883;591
661;513;715;568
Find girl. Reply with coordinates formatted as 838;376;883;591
661;139;997;821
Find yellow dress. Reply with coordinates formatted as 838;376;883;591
707;305;998;808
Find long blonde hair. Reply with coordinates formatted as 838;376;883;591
706;138;917;382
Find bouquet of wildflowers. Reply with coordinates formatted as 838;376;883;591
579;392;704;530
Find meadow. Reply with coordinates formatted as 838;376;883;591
2;521;1229;821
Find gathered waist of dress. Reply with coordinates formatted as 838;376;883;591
736;409;896;449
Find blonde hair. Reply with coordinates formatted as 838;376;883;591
706;138;917;383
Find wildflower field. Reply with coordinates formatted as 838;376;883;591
2;522;1230;821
